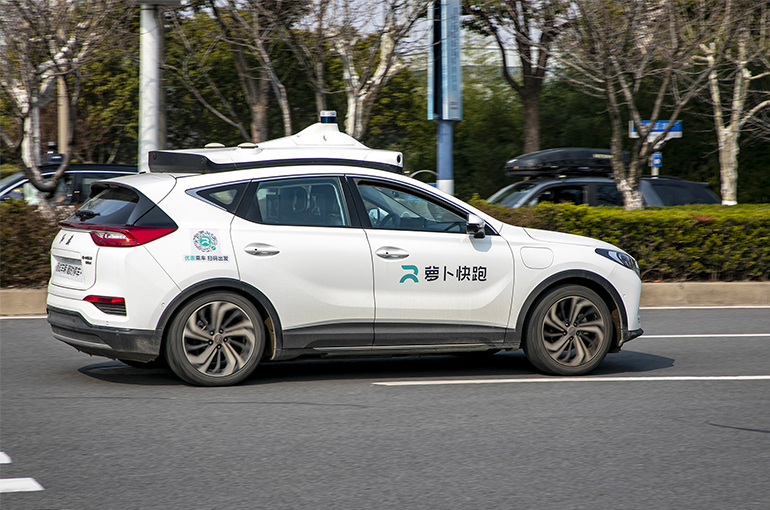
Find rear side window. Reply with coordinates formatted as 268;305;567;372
65;185;175;228
240;177;350;227
650;182;719;206
596;184;624;206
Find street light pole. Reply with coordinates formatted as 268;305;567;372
137;1;180;172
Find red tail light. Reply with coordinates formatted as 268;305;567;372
84;295;127;316
59;222;176;247
84;295;126;305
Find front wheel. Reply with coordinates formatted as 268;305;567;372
523;285;612;376
164;292;265;386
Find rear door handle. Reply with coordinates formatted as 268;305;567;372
375;246;409;260
244;243;280;256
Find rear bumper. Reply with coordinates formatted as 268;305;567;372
47;306;162;362
621;328;644;346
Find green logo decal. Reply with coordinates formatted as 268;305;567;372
400;265;419;283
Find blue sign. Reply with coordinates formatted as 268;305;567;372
652;152;662;168
629;120;682;140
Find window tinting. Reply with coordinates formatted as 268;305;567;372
244;177;350;227
69;187;139;225
650;181;718;206
596;184;624;206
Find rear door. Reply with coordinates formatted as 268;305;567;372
230;175;375;349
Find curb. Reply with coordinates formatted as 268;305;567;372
2;283;769;317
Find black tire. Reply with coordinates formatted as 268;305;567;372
164;292;265;386
523;285;612;376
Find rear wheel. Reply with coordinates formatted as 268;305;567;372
523;285;612;376
164;292;264;386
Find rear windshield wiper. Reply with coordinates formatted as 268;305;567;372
74;210;100;221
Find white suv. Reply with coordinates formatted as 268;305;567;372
47;114;643;386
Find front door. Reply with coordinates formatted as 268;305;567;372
353;180;515;346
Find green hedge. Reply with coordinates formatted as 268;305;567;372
1;198;769;286
470;198;770;282
0;200;61;287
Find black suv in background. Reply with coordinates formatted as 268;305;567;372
0;164;138;206
488;148;719;208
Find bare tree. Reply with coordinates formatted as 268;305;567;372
538;0;734;210
258;0;335;114
697;0;770;205
0;0;130;197
465;0;561;153
327;0;428;139
164;1;296;142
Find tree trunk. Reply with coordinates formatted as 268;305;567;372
314;60;327;113
521;88;541;154
251;68;269;142
717;126;740;205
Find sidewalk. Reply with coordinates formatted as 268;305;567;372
2;282;769;317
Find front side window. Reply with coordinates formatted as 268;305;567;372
357;182;466;233
243;177;350;227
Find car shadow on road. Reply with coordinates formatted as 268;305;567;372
77;349;674;387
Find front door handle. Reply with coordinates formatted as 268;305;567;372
244;243;280;256
375;246;409;260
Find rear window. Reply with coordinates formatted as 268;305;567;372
65;184;175;227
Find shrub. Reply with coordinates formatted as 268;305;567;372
470;198;770;282
1;196;768;287
0;200;60;287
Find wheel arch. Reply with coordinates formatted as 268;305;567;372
156;278;283;361
514;270;628;353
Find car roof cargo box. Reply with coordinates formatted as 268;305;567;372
147;114;403;175
504;148;628;177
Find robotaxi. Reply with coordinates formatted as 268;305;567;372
47;112;643;386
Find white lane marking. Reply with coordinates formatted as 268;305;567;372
642;334;770;339
0;478;45;493
373;375;770;386
642;306;770;309
0;452;45;493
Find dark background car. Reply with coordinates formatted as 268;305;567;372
489;148;719;207
0;163;138;206
489;175;720;208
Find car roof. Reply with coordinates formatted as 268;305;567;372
148;121;403;175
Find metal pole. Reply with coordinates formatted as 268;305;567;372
436;120;454;195
138;4;160;173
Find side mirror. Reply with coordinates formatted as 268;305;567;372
466;213;486;239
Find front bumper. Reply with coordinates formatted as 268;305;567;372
48;306;162;362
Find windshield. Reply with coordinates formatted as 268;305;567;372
488;181;538;207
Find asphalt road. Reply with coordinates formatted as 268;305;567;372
2;308;769;510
